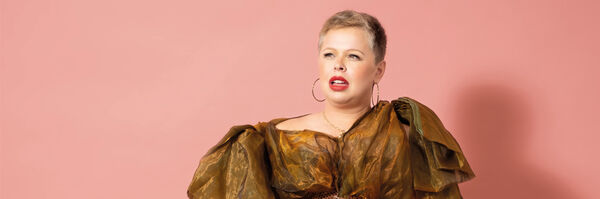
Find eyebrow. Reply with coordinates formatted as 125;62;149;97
321;47;365;55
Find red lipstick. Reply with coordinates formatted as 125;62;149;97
329;76;349;91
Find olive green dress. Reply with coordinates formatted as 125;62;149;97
187;97;475;198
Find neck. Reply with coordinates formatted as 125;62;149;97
322;99;371;131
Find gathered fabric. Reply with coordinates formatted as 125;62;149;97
187;97;475;199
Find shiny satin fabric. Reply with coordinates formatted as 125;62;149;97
187;97;475;199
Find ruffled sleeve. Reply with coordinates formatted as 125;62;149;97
391;97;476;198
186;122;276;199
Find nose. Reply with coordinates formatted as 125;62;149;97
334;63;346;72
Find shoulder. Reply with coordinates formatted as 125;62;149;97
390;96;454;142
390;96;425;111
391;96;469;164
390;96;439;124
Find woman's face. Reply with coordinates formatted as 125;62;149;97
318;27;386;107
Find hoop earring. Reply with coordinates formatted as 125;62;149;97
312;78;325;102
371;82;380;106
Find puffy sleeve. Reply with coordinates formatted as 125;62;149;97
186;123;276;199
391;97;476;199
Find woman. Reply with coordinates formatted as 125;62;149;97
187;10;475;199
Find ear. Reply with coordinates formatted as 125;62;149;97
374;60;386;83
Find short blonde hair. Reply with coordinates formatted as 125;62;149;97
318;10;387;64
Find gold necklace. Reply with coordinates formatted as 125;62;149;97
322;111;346;135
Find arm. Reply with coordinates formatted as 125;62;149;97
187;124;275;199
391;97;476;198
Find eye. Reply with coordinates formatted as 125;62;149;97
349;54;361;60
323;53;334;58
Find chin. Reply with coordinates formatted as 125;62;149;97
325;92;354;104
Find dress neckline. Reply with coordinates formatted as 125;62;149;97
271;101;385;139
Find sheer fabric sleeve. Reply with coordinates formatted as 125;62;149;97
391;97;476;199
186;123;275;199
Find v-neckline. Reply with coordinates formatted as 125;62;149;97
271;101;385;139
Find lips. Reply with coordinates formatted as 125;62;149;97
329;76;349;91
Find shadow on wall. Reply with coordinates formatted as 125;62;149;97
454;82;579;199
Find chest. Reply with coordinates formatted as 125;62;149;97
263;124;412;197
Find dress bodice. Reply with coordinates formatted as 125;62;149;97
187;97;475;199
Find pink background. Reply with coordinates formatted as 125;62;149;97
2;0;599;198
